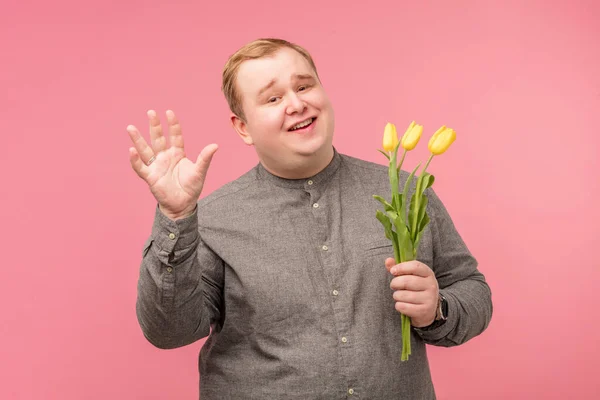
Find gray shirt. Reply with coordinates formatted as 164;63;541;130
136;148;493;399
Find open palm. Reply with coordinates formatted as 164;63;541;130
127;110;218;219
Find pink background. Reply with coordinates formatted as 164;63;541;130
1;0;599;399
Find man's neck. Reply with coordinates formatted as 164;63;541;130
260;146;334;180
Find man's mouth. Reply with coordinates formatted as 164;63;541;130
288;117;315;132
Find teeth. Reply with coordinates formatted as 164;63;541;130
291;118;313;130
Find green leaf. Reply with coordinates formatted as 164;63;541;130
409;191;431;244
413;213;430;255
373;195;394;212
390;230;400;262
376;210;392;231
409;172;434;239
392;214;414;262
390;193;403;214
408;193;417;236
402;163;420;221
391;193;398;211
386;210;399;222
377;149;390;160
418;203;430;233
418;173;432;197
395;194;405;225
416;195;429;234
403;163;421;200
376;210;402;262
424;174;435;189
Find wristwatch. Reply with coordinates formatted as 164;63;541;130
416;292;448;331
435;293;448;321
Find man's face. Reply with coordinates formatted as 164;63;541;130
232;47;335;176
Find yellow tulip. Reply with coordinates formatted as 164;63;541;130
401;121;423;151
428;126;456;155
382;122;399;152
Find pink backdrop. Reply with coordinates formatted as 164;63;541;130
2;0;599;399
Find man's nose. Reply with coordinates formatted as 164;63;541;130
286;92;306;114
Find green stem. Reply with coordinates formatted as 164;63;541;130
410;154;435;236
422;153;434;176
397;149;407;174
389;151;398;199
401;314;411;361
392;237;401;264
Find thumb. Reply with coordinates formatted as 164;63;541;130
195;144;219;176
385;257;396;273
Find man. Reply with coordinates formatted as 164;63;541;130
127;38;492;399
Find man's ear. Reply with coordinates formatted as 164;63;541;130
231;114;254;145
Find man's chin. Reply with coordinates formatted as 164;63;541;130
290;133;332;156
290;143;327;158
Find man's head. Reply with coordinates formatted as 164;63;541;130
222;38;335;179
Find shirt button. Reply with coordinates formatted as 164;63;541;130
166;267;173;273
341;336;348;343
307;180;314;185
321;245;328;251
348;388;354;395
313;203;319;208
168;232;176;240
332;289;339;296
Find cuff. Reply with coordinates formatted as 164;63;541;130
413;290;457;342
151;203;199;256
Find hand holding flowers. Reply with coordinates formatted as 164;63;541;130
374;121;456;361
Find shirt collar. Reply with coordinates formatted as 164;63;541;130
256;146;342;189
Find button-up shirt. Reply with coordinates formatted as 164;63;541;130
136;148;493;399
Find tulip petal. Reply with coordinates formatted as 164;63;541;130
401;122;423;151
428;126;455;155
383;122;399;152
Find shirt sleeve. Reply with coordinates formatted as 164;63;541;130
135;203;224;349
413;188;493;346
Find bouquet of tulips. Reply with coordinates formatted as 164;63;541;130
373;121;456;361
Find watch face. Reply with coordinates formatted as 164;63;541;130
441;295;448;319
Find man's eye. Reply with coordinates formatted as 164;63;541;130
268;97;278;103
298;85;307;91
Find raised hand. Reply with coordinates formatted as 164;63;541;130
127;110;218;220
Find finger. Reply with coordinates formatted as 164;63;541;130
394;301;427;317
127;125;155;165
195;143;219;178
128;147;149;179
391;261;432;278
147;110;167;153
385;257;395;273
393;290;428;304
166;110;185;151
390;275;428;291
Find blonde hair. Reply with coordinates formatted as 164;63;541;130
221;38;320;121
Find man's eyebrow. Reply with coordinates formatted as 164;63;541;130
292;74;315;81
257;79;277;98
292;73;315;81
257;74;316;98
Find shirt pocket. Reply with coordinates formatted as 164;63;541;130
362;237;434;268
361;239;396;270
364;238;395;257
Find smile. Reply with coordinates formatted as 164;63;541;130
289;118;315;131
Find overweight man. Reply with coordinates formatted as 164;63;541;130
127;38;493;399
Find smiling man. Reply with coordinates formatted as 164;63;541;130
229;45;335;179
128;38;493;399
